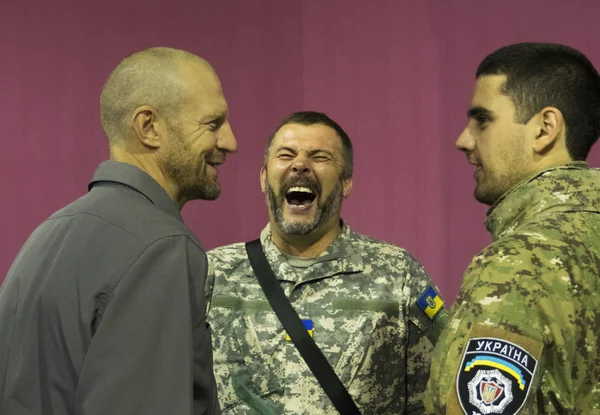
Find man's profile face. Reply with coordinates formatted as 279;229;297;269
261;123;352;235
159;63;237;202
456;75;532;205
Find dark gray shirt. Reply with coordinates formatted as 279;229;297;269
0;161;219;415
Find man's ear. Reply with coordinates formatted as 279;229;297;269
131;105;164;149
342;177;353;198
532;107;564;155
260;166;267;194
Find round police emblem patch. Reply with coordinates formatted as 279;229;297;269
467;369;512;413
457;337;538;414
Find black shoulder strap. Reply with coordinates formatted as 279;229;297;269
245;239;361;415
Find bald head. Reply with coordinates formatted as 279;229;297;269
100;47;213;143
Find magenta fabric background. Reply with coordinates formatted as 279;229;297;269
2;0;600;303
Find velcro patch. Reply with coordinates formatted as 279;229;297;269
417;286;444;319
456;336;538;414
285;319;313;341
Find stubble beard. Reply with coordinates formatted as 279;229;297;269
474;135;529;206
265;174;344;235
160;124;221;203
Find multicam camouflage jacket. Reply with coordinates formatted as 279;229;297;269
206;221;447;414
425;163;600;415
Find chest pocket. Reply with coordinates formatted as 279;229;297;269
311;299;405;411
209;295;283;411
210;294;405;412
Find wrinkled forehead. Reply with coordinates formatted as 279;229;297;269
271;123;343;154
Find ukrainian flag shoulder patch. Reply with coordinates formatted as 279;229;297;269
417;286;444;319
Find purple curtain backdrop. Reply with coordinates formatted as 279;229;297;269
2;0;600;304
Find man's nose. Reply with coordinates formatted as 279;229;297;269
291;154;310;174
456;126;475;154
217;121;237;153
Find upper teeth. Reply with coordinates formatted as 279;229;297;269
287;187;313;194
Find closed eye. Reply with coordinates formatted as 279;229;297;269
207;118;225;131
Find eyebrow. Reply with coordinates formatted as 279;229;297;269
274;146;296;154
212;114;227;124
202;107;229;122
275;147;335;157
467;106;493;119
199;114;227;129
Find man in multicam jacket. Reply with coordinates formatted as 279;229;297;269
425;43;600;414
207;111;448;414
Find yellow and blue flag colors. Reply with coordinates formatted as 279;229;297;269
417;286;444;319
465;356;526;390
286;319;313;341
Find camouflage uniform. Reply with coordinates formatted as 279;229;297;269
425;163;600;414
207;221;448;414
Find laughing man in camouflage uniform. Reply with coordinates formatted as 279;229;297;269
207;111;447;414
425;43;600;414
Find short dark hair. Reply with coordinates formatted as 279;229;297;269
477;42;600;160
264;111;354;178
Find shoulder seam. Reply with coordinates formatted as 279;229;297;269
48;211;195;246
102;235;201;307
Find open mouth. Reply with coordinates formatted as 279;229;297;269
285;186;316;209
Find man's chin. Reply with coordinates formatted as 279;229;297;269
474;185;501;206
277;218;319;235
281;212;316;225
203;184;221;200
186;182;221;201
201;191;220;201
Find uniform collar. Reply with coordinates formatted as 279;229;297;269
485;162;599;240
259;220;364;284
89;160;183;222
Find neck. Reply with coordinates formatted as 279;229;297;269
110;146;183;209
270;217;342;258
532;146;573;172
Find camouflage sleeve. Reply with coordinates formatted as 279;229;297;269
426;237;573;414
403;253;449;414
